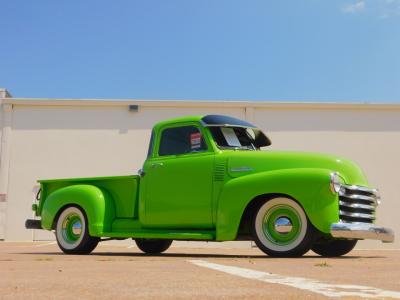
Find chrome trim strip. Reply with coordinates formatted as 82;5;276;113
230;167;253;172
200;120;257;129
339;210;375;219
331;222;394;243
206;124;257;129
342;185;380;196
339;201;375;210
339;194;378;205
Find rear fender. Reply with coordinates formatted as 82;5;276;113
41;184;115;236
216;168;339;240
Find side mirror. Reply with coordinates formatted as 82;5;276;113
253;129;272;148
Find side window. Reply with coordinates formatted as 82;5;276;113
159;126;207;156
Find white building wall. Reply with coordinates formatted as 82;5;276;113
1;97;399;249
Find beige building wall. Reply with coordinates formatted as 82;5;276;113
252;108;400;249
0;88;12;240
0;105;4;240
0;96;399;249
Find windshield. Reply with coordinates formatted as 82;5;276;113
209;127;257;150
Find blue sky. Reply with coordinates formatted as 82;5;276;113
1;1;399;102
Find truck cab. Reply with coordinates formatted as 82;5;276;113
139;115;270;229
26;115;394;257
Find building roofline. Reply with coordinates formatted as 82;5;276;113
0;88;12;98
1;97;400;111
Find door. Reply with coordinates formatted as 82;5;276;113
142;124;214;229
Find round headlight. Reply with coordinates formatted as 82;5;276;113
330;172;341;194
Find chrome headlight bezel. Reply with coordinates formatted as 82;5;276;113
330;172;342;194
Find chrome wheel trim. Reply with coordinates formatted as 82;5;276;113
274;216;293;234
72;221;82;235
255;198;307;252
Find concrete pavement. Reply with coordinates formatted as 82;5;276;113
1;242;399;299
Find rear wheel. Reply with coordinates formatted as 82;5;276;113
55;206;99;255
252;197;316;257
135;239;172;254
312;239;357;257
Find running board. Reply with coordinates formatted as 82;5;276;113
100;230;215;241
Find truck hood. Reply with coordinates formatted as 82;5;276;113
226;150;369;186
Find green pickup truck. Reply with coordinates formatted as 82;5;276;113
26;115;394;257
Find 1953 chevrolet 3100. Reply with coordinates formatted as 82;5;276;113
26;115;394;257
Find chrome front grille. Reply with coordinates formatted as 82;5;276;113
338;185;379;224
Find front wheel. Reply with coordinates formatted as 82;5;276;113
55;206;99;255
135;239;172;254
312;239;357;257
252;197;316;257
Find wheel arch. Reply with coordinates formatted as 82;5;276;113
237;193;298;238
216;168;340;241
51;203;87;230
41;184;115;236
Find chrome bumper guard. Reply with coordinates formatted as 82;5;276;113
331;222;394;243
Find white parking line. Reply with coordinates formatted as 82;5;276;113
33;242;57;247
188;259;400;299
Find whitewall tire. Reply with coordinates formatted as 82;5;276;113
252;197;316;257
55;206;99;255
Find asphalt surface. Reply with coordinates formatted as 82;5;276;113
1;242;400;299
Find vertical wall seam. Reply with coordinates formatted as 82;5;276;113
0;104;13;240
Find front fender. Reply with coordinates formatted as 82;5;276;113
41;184;115;236
216;168;339;240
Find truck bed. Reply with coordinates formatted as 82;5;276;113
39;175;140;219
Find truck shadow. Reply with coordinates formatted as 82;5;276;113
18;252;385;259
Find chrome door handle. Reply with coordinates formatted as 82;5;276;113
138;168;145;177
151;162;164;168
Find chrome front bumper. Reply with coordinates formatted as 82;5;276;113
331;223;394;243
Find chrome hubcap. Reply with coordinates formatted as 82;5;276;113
274;216;293;234
72;221;82;235
61;213;83;244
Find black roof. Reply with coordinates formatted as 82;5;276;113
201;115;256;128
